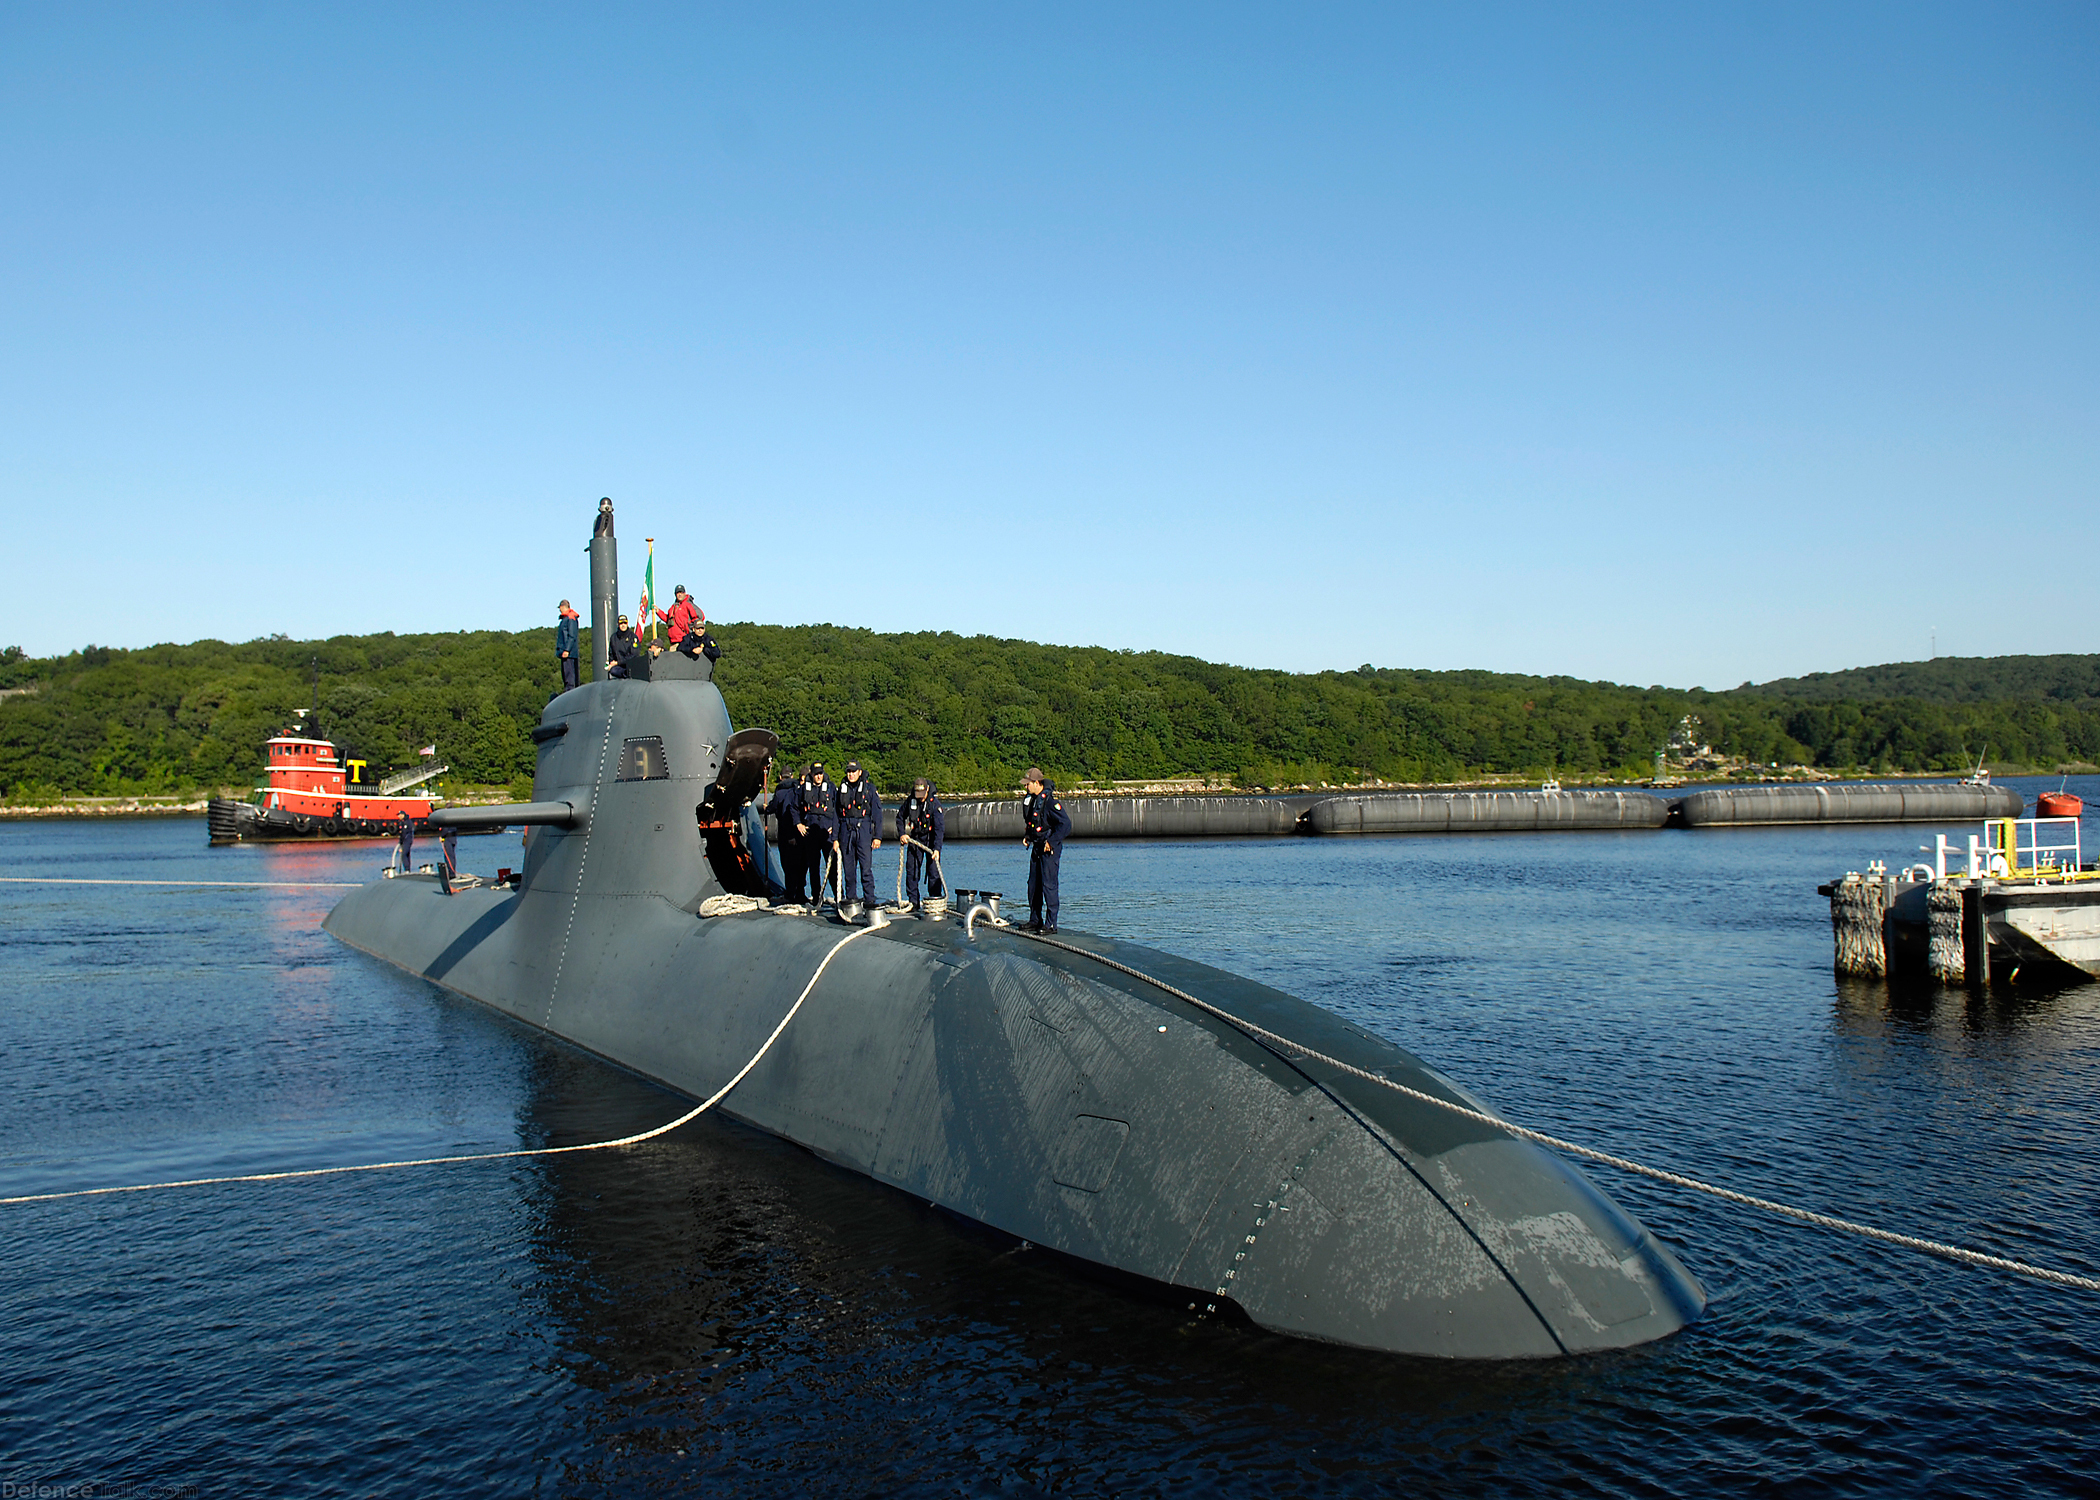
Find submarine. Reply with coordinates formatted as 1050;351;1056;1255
321;502;1705;1360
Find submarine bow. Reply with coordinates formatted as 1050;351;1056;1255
321;512;1703;1360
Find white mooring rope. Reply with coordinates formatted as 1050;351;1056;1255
1009;929;2100;1295
7;896;2091;1297
0;917;882;1209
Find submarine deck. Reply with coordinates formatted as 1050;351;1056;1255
326;874;1705;1359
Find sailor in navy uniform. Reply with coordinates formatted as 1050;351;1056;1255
835;760;883;908
606;614;641;679
1021;766;1071;932
769;770;808;901
898;779;945;909
681;621;721;662
795;763;839;902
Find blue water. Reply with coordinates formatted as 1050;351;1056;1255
2;778;2096;1496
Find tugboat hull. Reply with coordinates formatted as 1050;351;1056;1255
207;797;496;846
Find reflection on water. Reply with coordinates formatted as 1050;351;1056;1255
512;1052;1669;1494
0;795;2096;1496
1837;970;2100;1041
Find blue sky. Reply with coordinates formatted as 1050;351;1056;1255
2;3;2093;686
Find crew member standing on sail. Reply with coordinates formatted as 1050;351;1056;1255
1021;767;1070;933
795;763;839;903
899;779;944;910
836;762;883;908
555;600;580;691
654;586;708;657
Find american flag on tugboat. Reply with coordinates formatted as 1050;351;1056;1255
418;746;435;757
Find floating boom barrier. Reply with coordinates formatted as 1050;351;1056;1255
1303;788;1669;835
933;793;1318;841
760;781;2033;843
1676;782;2023;827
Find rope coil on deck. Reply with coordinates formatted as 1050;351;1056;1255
1009;929;2100;1295
0;919;884;1209
698;893;770;917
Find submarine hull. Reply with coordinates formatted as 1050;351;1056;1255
323;664;1703;1359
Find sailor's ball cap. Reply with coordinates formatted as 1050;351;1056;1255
846;760;862;772
809;761;824;773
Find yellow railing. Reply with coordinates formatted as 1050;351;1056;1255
1982;817;2094;881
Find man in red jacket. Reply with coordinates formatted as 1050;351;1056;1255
655;585;701;644
654;585;717;661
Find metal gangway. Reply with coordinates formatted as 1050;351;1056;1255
377;761;449;796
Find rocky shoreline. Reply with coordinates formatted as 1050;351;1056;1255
0;796;214;819
0;789;528;820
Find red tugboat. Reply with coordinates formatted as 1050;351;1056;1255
207;729;453;845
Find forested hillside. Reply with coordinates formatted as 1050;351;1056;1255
0;634;553;799
1;633;2095;800
1737;654;2100;706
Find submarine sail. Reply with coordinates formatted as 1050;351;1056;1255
321;502;1704;1359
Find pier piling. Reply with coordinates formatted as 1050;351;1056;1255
1830;872;1891;977
1961;883;1991;986
1927;884;1965;984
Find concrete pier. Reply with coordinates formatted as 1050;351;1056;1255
1825;868;1994;984
1821;869;2100;985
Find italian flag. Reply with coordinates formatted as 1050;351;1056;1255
639;544;655;639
